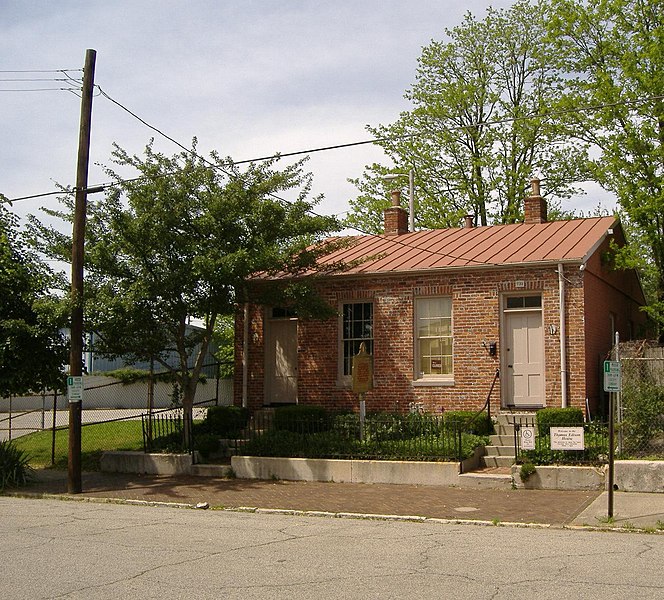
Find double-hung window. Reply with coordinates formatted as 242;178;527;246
341;302;373;377
416;297;452;379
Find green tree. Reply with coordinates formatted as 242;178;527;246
547;0;664;336
346;0;585;234
30;142;343;442
0;201;68;397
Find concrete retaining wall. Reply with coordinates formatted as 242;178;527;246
231;456;461;486
615;460;664;493
512;464;606;490
100;451;196;475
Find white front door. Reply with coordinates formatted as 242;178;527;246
265;318;298;405
504;310;544;407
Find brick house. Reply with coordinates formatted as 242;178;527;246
234;180;647;418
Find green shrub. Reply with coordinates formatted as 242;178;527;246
273;405;330;434
621;383;664;453
519;462;536;481
194;433;220;460
536;407;584;435
0;440;34;490
444;410;494;436
204;405;250;436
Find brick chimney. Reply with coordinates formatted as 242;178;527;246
384;190;409;235
463;215;474;229
524;178;547;224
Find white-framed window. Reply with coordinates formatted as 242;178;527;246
415;297;452;379
340;302;373;377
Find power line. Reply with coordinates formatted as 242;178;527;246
0;87;80;92
0;69;82;73
5;90;661;209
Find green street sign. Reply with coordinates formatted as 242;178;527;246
603;361;621;392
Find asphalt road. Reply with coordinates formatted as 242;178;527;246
2;496;663;599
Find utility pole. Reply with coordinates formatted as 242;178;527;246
68;48;96;494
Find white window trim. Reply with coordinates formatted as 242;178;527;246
413;296;454;383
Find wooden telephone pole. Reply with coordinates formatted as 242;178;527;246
68;49;96;494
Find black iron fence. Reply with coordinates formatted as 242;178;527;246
159;409;491;463
515;418;610;465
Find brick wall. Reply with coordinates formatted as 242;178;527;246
582;231;648;416
235;264;608;414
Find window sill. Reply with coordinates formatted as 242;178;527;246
412;379;455;387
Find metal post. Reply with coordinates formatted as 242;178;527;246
51;392;58;466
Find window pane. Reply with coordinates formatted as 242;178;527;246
524;295;542;308
416;297;452;378
506;297;523;309
342;302;373;376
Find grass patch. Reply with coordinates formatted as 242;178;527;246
13;420;145;471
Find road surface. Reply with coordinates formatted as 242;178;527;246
1;496;663;599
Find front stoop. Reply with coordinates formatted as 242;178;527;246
479;412;533;469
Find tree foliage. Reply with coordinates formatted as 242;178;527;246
29;141;343;439
0;201;68;397
547;0;664;335
346;0;586;234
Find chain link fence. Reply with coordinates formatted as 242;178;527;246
617;342;664;459
1;365;232;468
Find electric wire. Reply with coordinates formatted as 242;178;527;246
4;88;659;266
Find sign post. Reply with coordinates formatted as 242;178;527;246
352;343;373;442
604;334;621;519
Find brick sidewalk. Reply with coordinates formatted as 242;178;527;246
15;470;600;526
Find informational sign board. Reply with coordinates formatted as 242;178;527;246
550;427;584;450
67;376;83;402
603;360;621;392
352;344;373;393
520;426;536;450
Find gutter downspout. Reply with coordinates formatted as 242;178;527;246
242;303;249;409
558;264;568;408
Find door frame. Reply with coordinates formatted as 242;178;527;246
264;309;298;406
500;293;545;409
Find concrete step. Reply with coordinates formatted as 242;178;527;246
484;445;516;457
480;455;515;468
457;472;514;490
190;464;233;477
489;434;515;446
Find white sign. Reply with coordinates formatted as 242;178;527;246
550;427;584;450
603;360;621;392
67;376;83;402
520;426;536;450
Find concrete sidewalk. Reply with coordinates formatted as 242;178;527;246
570;491;664;529
6;469;663;531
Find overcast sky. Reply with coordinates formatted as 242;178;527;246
2;0;611;231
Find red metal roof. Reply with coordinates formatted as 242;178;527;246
310;216;618;277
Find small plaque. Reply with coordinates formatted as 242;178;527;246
550;427;584;450
520;426;536;450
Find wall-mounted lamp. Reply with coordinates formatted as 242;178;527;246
482;340;497;357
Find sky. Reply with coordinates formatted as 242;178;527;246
1;0;612;232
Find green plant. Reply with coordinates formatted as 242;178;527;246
0;440;35;490
519;462;536;482
656;520;664;531
536;407;584;436
194;433;220;460
204;405;250;437
273;405;330;434
444;410;494;436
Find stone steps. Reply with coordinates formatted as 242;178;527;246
477;412;535;470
